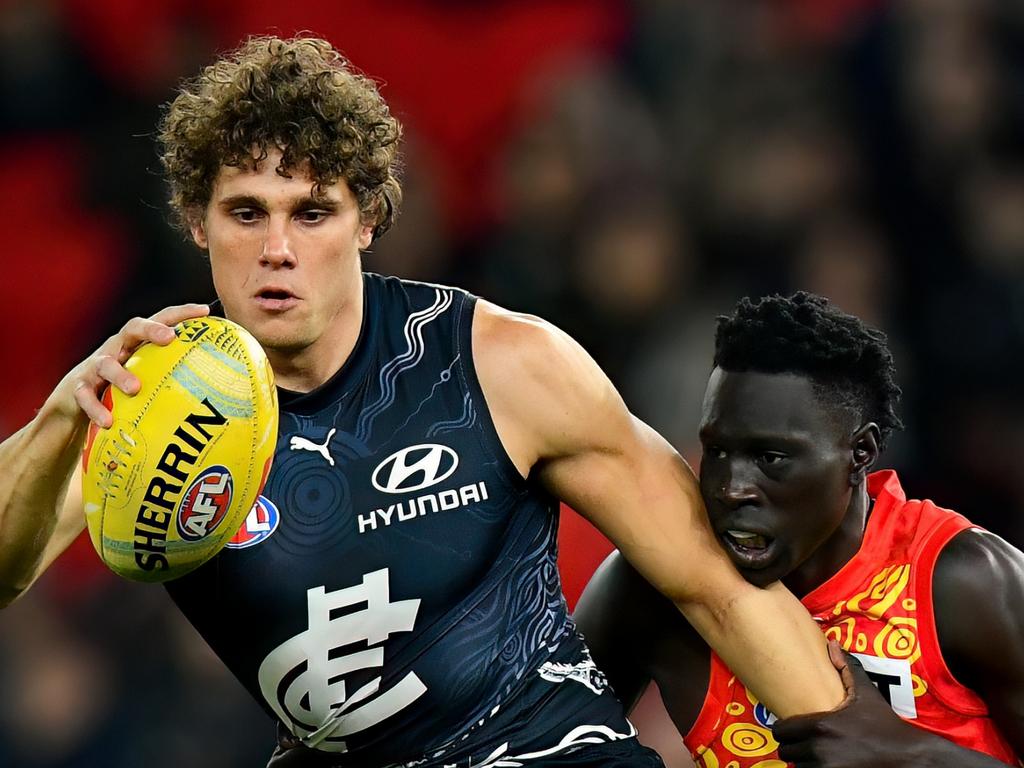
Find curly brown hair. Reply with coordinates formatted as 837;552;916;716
159;35;403;240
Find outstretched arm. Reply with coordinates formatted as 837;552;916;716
473;302;843;718
0;304;209;607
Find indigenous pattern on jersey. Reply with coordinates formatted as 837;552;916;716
166;274;651;767
684;471;1020;767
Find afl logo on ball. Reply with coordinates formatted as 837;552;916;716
226;496;280;550
177;466;234;541
372;444;459;494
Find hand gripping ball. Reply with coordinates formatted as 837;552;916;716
82;317;278;582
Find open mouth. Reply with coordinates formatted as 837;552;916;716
257;288;294;300
254;288;298;310
725;529;770;551
720;529;777;568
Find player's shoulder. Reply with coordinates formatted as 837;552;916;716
934;527;1024;599
472;300;580;374
472;299;614;418
365;271;471;314
934;528;1024;685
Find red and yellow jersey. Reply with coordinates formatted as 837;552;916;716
684;471;1020;767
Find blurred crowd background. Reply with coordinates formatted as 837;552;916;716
1;1;1023;766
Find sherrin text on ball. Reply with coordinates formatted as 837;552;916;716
82;317;278;582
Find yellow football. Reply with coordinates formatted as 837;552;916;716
82;316;278;582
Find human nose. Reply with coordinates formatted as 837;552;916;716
261;216;296;267
715;459;760;508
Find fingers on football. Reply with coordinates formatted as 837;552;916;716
84;317;156;409
113;317;173;361
95;354;139;396
73;379;112;428
120;305;209;358
73;353;134;428
75;305;209;427
148;303;210;329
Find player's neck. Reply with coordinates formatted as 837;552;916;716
783;485;872;598
268;273;365;393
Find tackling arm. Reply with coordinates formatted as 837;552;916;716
473;302;843;718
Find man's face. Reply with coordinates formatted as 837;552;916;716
191;148;373;358
698;368;859;592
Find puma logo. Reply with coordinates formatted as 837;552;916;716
289;428;337;467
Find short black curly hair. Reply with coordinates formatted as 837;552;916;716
714;292;904;448
159;35;402;241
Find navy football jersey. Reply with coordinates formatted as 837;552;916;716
165;273;648;767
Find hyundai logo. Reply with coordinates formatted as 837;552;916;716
372;444;459;494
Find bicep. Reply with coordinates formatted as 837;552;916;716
935;530;1024;755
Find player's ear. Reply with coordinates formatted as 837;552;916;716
849;423;880;486
188;208;209;250
358;223;373;251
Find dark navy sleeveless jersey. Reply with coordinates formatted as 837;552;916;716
165;273;653;767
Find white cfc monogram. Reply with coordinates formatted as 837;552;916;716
258;569;427;752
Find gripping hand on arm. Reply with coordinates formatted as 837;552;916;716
773;528;1024;766
773;642;1019;767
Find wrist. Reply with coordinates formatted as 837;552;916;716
37;389;89;431
26;395;90;463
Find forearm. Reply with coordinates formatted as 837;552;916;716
0;400;86;604
678;578;843;718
